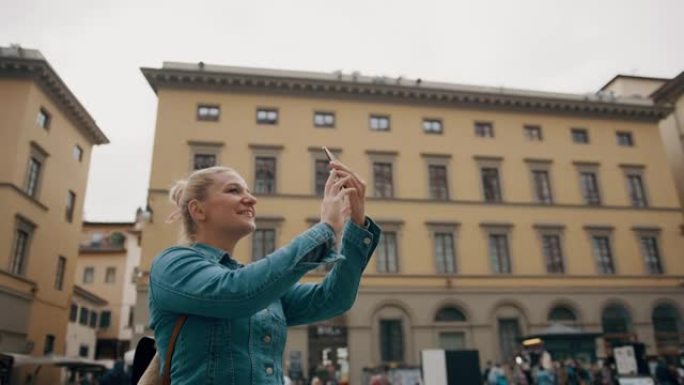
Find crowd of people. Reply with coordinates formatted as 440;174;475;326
482;356;684;385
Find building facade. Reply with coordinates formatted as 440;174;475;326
65;285;108;360
0;46;108;385
135;62;684;385
77;220;142;359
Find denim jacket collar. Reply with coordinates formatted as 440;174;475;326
191;242;232;263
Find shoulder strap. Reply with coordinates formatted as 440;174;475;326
163;315;188;385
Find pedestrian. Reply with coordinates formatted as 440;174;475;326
148;162;380;385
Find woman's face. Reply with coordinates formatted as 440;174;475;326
198;171;257;238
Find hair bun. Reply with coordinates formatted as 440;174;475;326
169;180;188;207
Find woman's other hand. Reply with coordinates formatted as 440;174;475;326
320;168;355;236
328;160;366;227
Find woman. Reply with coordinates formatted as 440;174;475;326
148;161;380;385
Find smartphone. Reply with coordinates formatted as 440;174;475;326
322;146;336;162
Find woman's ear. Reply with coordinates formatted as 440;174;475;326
187;199;206;223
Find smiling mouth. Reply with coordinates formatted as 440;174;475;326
237;210;255;218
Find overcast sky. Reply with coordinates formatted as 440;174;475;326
2;0;683;222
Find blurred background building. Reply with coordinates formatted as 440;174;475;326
0;46;108;384
134;62;684;385
76;219;142;360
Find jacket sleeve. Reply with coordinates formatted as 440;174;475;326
149;223;341;319
280;217;381;326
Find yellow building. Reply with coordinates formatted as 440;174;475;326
0;46;108;384
136;62;683;384
601;73;684;220
76;220;142;360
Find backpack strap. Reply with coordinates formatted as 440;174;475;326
163;315;188;385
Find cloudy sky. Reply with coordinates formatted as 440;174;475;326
2;0;683;221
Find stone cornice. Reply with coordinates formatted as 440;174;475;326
0;52;109;144
141;65;671;122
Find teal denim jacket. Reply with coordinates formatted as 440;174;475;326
149;218;381;385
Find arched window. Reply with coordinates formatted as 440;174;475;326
435;306;466;322
602;304;632;334
548;305;577;322
652;304;682;352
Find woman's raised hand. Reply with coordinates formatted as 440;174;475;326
328;160;366;227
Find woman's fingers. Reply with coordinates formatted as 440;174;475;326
324;169;338;196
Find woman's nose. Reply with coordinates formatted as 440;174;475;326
243;193;257;205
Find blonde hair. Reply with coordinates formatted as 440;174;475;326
167;166;237;243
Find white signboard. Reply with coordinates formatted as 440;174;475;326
614;346;638;375
618;377;654;385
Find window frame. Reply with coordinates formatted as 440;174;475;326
616;131;634;147
25;143;49;199
621;165;649;208
474;122;494;138
256;107;279;125
105;267;116;284
427;222;459;275
9;216;36;276
368;151;397;199
524;125;543;141
196;104;221;122
55;256;66;291
73;145;84;162
482;224;513;274
251;218;282;261
571;128;590;144
83;266;94;284
309;147;342;195
475;156;504;203
534;225;566;274
369;114;391;132
575;162;602;206
66;190;76;223
422;118;443;134
526;159;554;204
585;226;617;275
188;141;224;172
37;107;51;130
313;111;336;128
632;227;665;275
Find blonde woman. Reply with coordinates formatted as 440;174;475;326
148;161;380;385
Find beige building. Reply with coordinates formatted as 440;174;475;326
65;286;108;360
0;46;108;384
76;220;142;359
602;73;684;220
135;62;684;384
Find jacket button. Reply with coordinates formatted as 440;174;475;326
363;237;371;245
263;335;271;344
265;367;273;375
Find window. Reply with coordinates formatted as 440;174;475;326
89;311;98;328
79;344;89;358
188;141;223;171
498;318;521;362
475;122;494;138
434;232;456;274
105;267;116;284
380;319;403;362
423;119;443;134
193;154;216;170
602;304;632;335
373;162;394;198
73;145;83;161
652;304;682;351
571;128;589;144
439;332;466;350
524;125;543;141
10;217;34;276
83;267;94;284
488;233;511;274
481;168;502;202
640;236;663;274
435;307;466;322
314;159;329;196
197;104;220;121
36;108;51;129
79;307;89;325
428;165;449;200
541;234;564;273
314;111;335;128
369;115;390;131
548;306;577;322
100;311;111;329
256;108;278;124
376;231;398;273
626;173;648;207
69;304;78;322
43;335;55;355
532;169;553;204
580;171;601;205
252;228;276;261
254;156;277;194
617;131;634;147
26;157;42;198
54;256;66;290
592;235;615;274
66;191;76;223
